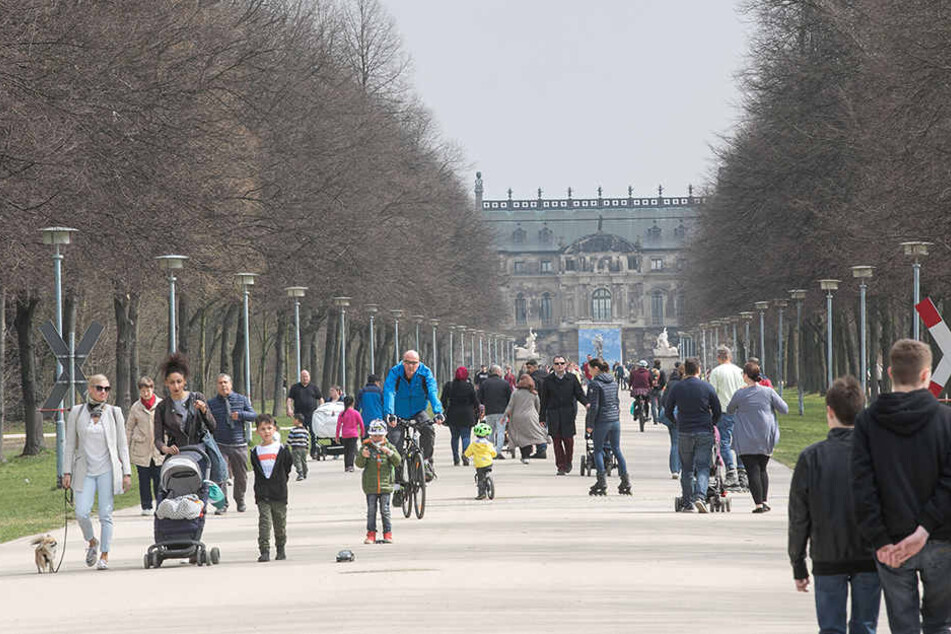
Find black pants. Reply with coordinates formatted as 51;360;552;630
387;413;436;461
136;460;161;510
342;437;359;469
740;454;770;506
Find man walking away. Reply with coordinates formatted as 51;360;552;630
477;365;512;460
664;357;721;513
853;339;951;633
709;346;746;489
356;374;384;437
540;355;588;475
789;376;880;633
650;359;667;424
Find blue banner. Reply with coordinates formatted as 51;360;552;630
578;327;622;364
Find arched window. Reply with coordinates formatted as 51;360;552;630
515;293;527;325
513;226;526;244
538;226;553;244
592;288;612;321
540;293;553;326
651;290;665;326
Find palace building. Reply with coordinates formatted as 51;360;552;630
477;172;699;364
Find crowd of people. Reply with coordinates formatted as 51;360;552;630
58;338;951;634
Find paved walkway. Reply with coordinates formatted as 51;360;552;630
0;392;871;633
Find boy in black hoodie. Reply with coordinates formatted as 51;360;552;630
250;414;292;562
852;339;951;633
789;376;880;633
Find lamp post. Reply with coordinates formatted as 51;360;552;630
699;323;707;368
754;302;770;373
390;309;403;366
235;273;257;403
42;227;78;483
728;316;739;356
773;299;788;396
852;266;875;395
901;241;932;340
457;326;466;369
285;287;307;380
447;326;455;372
333;297;351;394
366;304;379;374
710;320;720;351
430;319;440;382
413;314;425;351
739;312;754;361
789;290;807;415
156;255;189;354
477;330;485;366
819;279;840;389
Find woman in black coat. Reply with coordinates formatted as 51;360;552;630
440;366;481;466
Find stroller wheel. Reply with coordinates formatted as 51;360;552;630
210;547;220;565
143;554;151;569
579;458;586;477
151;552;162;568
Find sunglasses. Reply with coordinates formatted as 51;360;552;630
553;362;566;366
93;385;112;393
402;360;419;365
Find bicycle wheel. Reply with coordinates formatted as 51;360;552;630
413;452;426;519
400;461;412;518
485;476;495;500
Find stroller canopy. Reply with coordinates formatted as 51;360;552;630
311;401;344;438
161;447;209;498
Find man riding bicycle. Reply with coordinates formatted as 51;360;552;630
629;360;652;424
383;350;444;482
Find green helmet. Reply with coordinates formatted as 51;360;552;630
473;422;492;438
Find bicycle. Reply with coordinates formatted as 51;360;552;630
474;467;495;500
632;392;650;432
393;417;429;519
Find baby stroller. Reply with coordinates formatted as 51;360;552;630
311;401;346;459
579;431;617;477
674;427;732;512
144;445;221;568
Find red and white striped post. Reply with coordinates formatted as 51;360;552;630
914;298;951;396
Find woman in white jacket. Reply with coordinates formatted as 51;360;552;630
62;374;132;570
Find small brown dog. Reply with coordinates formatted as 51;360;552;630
31;534;57;573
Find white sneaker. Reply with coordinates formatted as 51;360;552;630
694;499;709;514
96;558;109;570
671;472;680;480
141;508;154;516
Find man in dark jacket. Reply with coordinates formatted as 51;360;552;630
209;374;257;513
525;359;550;459
789;376;880;633
664;357;720;513
477;365;512;460
852;339;951;633
540;355;588;475
356;374;384;435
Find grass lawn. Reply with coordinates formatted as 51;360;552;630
773;393;829;468
0;413;297;543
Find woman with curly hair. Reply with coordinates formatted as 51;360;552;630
153;353;217;456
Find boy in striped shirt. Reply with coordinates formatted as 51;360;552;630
287;413;311;481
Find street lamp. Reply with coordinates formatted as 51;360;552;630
710;320;721;351
773;299;788;396
156;254;189;354
789;290;807;415
699;323;707;369
852;266;875;395
235;273;257;403
430;319;440;382
819;279;840;389
478;330;486;366
42;226;78;483
390;309;403;366
413;314;425;351
754;302;770;373
366;304;379;374
333;297;351;394
901;241;932;340
728;316;739;356
457;326;467;368
739;312;755;361
285;287;307;380
447;325;456;372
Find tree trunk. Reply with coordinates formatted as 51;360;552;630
272;310;287;416
178;291;190;359
0;287;6;463
113;291;137;414
258;311;270;409
322;310;339;394
14;294;42;456
129;292;140;402
197;308;207;394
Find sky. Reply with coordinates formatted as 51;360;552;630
382;0;752;201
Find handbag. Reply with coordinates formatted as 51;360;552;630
201;432;229;484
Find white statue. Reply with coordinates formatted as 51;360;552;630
515;328;538;361
593;333;604;358
654;328;678;355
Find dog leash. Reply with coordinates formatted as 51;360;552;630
53;487;74;574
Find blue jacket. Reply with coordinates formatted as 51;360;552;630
209;392;257;445
383;363;443;419
356;384;384;424
664;376;721;434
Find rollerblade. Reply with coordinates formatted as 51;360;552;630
618;473;632;495
589;472;607;496
737;468;749;491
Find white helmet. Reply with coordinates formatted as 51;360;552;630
638;360;648;368
368;420;387;436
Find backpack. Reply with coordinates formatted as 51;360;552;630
650;368;661;388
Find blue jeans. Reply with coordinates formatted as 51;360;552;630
876;539;951;633
449;425;471;463
366;493;392;533
678;431;713;505
716;413;737;471
485;414;506;451
591;420;627;475
661;409;681;474
650;389;663;422
814;572;881;634
75;471;114;553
